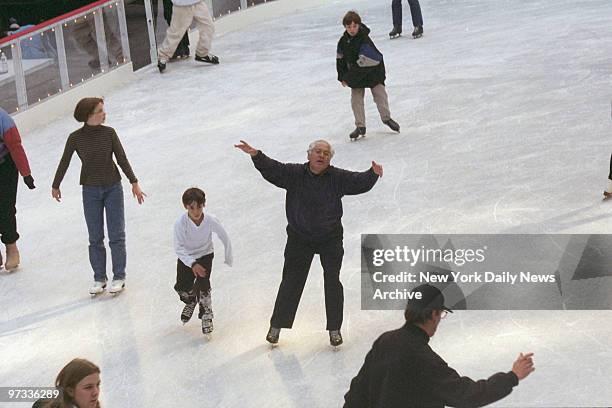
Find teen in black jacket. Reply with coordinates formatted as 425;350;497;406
336;11;400;140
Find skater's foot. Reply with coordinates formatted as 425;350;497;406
389;25;402;38
349;127;366;140
329;330;343;347
195;54;219;64
109;279;125;294
89;281;107;295
202;315;213;335
412;25;423;39
157;59;167;73
4;243;19;270
384;118;400;132
266;326;280;344
181;300;197;324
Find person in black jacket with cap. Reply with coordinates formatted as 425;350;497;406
235;139;383;347
337;11;400;140
344;284;535;407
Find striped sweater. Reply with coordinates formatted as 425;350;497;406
0;107;31;176
52;124;137;188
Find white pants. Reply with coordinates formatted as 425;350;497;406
158;1;214;61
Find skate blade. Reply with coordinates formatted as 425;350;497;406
390;35;401;39
349;135;365;142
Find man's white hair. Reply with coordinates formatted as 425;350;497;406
307;139;335;158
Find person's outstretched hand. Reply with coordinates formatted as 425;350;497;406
372;161;383;177
52;188;62;202
512;352;535;380
132;182;147;205
234;140;258;156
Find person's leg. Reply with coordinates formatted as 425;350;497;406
102;7;123;63
0;156;19;247
351;88;366;128
175;258;198;323
391;0;403;28
371;84;391;122
194;253;214;316
158;5;194;61
104;182;126;281
174;259;196;302
317;228;345;331
163;0;190;57
82;186;107;282
192;1;215;58
407;0;423;27
270;228;315;329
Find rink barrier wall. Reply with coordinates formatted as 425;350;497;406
13;63;135;134
12;0;329;133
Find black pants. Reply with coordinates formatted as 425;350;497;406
270;225;344;331
0;155;19;245
163;0;190;53
174;253;214;303
392;0;423;28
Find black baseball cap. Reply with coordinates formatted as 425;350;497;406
406;284;453;313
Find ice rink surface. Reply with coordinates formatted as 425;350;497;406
2;0;612;406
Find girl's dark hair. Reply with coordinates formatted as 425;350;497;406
342;10;361;27
74;97;104;122
182;187;206;206
53;358;101;408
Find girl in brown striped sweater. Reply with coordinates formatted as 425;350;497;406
52;97;146;295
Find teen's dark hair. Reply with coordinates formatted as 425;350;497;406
342;10;361;27
182;187;206;206
404;308;435;325
74;97;104;122
52;358;101;408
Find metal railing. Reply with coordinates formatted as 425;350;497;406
0;0;276;114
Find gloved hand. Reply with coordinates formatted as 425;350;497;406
23;175;35;189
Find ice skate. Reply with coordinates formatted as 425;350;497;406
4;243;20;271
157;59;167;73
603;180;612;200
384;118;400;133
389;25;402;39
170;44;190;61
108;279;125;295
89;281;107;296
0;251;3;270
329;330;343;348
412;25;423;39
181;300;197;324
349;127;366;141
266;326;280;346
195;54;219;65
201;315;213;335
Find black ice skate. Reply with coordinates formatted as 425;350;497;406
195;54;219;65
329;330;343;348
384;118;400;132
412;25;423;39
171;44;190;61
349;127;366;140
266;326;280;345
389;25;402;39
200;305;214;335
157;59;167;73
181;300;197;324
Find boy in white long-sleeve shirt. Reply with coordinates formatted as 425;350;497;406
174;187;232;335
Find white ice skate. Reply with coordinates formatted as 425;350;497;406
89;281;107;295
109;279;125;295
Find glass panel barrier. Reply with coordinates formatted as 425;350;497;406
21;26;62;106
0;44;19;113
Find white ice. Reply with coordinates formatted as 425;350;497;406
2;0;612;406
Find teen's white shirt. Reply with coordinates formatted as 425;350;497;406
174;212;233;268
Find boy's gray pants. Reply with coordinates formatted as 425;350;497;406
351;84;391;127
